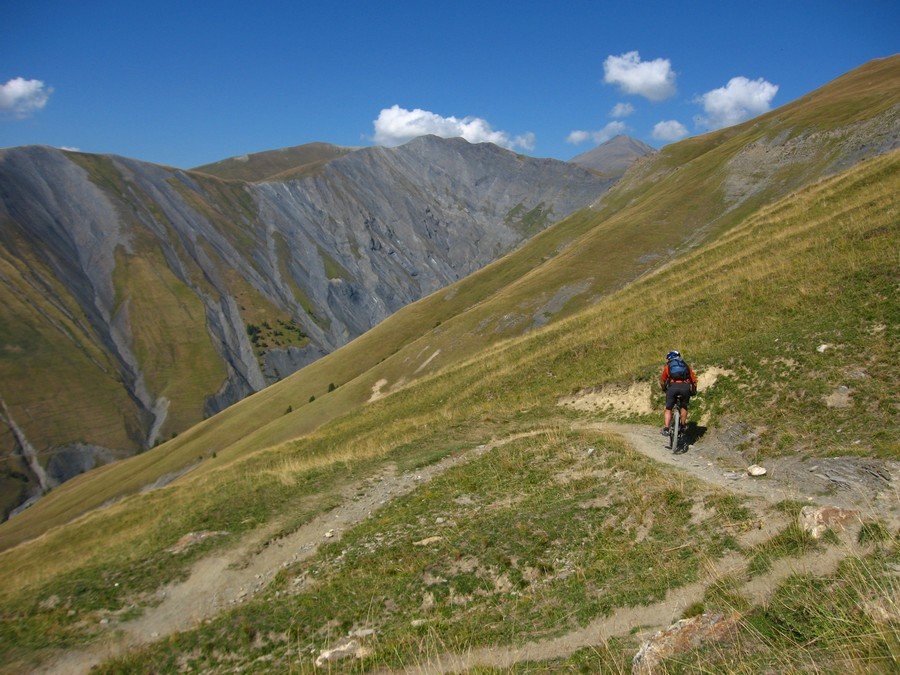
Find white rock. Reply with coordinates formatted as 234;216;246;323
633;613;741;674
413;536;443;547
348;628;376;638
315;639;361;667
799;505;859;539
747;464;767;477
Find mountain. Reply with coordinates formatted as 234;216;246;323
569;134;656;175
0;136;613;516
0;57;896;675
2;57;898;527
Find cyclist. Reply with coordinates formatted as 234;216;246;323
659;350;697;435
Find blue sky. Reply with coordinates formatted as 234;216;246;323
2;1;897;168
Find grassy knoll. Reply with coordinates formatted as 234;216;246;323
664;541;900;672
0;231;141;462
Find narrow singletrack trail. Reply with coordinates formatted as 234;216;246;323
587;422;898;515
404;533;863;674
403;421;894;673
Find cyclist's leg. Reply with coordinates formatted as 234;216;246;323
664;387;679;430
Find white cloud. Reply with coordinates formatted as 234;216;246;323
695;76;778;130
373;105;534;150
652;120;689;142
603;51;676;101
610;102;635;118
512;131;536;151
566;130;590;144
0;77;52;118
566;121;627;145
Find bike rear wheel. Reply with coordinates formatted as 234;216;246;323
671;408;681;451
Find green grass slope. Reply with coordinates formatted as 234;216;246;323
0;143;896;674
0;255;139;515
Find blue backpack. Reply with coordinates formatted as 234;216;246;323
668;357;690;381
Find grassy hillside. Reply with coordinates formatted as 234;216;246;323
0;141;896;672
3;55;897;546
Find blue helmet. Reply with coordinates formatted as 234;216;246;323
666;350;681;361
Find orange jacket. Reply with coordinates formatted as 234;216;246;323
660;363;697;390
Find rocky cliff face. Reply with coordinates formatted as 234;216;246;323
0;135;613;514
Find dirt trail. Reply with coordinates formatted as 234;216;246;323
594;422;899;518
33;423;897;674
407;533;864;674
405;421;893;673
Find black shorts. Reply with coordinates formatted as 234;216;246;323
665;382;693;410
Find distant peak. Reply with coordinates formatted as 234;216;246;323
568;135;656;175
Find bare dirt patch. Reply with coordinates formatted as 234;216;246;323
368;378;389;402
695;366;734;391
558;368;734;419
559;382;653;416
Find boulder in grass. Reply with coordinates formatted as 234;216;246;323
798;505;859;539
632;612;741;674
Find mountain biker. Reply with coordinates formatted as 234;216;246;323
659;350;697;435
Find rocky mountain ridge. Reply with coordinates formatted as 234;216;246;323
0;135;613;515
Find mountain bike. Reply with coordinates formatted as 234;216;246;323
668;394;686;453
